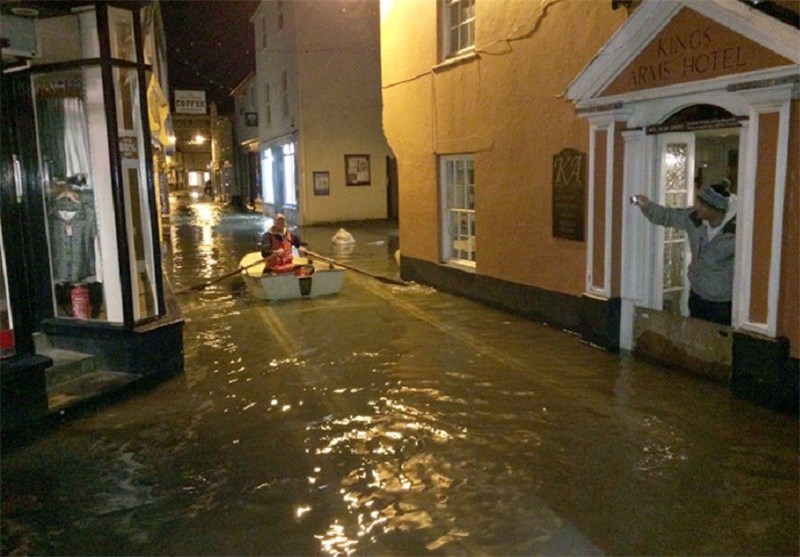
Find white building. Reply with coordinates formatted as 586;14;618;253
231;72;261;208
252;0;394;224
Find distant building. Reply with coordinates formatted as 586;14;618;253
252;0;394;224
231;72;261;208
210;105;235;204
381;0;799;411
170;111;212;193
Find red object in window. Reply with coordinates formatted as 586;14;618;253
71;284;91;318
0;328;13;353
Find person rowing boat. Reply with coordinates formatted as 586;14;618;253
260;213;308;274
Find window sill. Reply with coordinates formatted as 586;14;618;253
443;259;476;273
433;50;478;73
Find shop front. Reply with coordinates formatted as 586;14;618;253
566;0;798;411
1;1;183;429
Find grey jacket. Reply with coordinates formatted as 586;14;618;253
641;202;736;302
49;195;97;283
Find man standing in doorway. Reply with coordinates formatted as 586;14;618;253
632;182;737;325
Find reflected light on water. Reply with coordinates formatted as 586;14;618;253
308;391;467;556
192;203;217;277
316;521;358;557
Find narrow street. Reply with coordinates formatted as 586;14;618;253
2;195;797;556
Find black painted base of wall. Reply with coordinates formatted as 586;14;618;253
732;332;799;415
400;257;798;413
1;355;52;430
400;256;620;351
41;285;185;378
42;319;184;378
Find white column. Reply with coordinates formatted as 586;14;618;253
735;83;794;337
619;129;646;351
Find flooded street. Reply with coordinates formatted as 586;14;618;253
2;196;798;556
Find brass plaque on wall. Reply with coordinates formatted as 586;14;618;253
552;148;585;241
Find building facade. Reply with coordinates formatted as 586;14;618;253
231;72;261;209
169;111;212;194
253;0;393;225
380;0;798;411
0;0;184;429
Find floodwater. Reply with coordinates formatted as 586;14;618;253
2;196;798;556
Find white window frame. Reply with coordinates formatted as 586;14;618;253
440;154;476;268
442;0;475;59
282;142;296;207
187;171;202;187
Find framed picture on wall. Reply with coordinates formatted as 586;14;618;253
313;171;330;196
345;154;370;186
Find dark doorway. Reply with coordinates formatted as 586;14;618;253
386;155;398;220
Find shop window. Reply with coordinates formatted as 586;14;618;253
188;171;202;187
440;154;475;266
108;7;137;63
282;143;296;206
442;0;475;59
114;67;159;321
33;69;121;322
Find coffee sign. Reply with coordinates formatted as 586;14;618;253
174;89;207;115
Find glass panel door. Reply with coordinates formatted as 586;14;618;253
656;133;695;316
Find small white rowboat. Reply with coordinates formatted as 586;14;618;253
239;252;345;301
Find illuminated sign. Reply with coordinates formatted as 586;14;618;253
174;90;207;114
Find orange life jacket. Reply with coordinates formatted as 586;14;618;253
265;229;295;273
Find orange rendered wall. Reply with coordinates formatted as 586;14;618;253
381;0;626;296
750;112;779;324
592;130;608;292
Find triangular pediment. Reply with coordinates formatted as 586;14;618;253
566;0;799;105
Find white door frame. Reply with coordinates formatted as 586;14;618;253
617;84;794;351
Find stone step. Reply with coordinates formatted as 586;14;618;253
47;370;140;413
32;332;51;353
39;348;96;387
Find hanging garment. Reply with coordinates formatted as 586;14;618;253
49;194;97;282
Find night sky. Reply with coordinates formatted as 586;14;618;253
160;0;257;115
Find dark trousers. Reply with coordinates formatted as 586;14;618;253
689;291;732;326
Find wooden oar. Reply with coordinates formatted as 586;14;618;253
175;258;266;294
304;249;409;286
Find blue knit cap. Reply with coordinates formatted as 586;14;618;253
697;184;729;211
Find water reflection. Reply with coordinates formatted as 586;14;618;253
0;196;796;557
